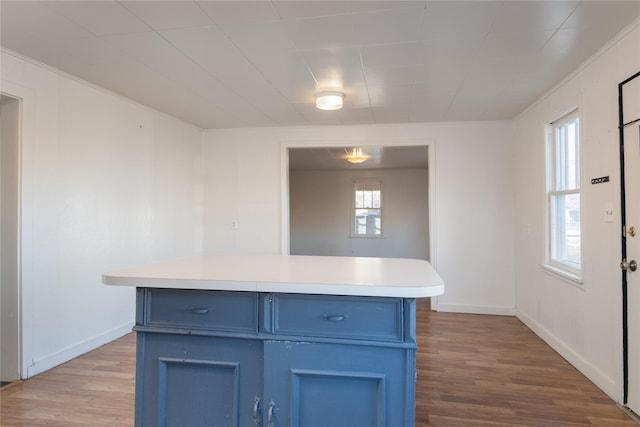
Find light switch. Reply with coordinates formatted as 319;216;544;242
604;203;614;223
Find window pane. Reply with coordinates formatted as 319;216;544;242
355;191;364;208
354;209;381;235
550;193;581;268
364;190;372;208
372;190;381;208
555;118;579;191
355;183;380;209
353;181;382;236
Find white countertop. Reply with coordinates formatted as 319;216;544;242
103;254;444;298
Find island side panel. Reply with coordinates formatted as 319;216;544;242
134;288;420;426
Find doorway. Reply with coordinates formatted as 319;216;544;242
619;71;640;414
284;143;436;311
287;145;430;261
1;94;21;385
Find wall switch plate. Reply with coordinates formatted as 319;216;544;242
604;203;614;223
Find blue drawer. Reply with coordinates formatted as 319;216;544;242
143;289;258;334
272;294;403;342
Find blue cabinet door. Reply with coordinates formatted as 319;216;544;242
263;341;415;427
136;333;263;427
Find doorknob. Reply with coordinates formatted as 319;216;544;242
621;259;637;272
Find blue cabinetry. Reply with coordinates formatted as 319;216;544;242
134;288;417;427
264;341;414;427
137;333;263;427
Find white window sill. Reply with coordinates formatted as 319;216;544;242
541;264;584;288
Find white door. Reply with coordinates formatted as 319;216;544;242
624;124;640;413
621;73;640;413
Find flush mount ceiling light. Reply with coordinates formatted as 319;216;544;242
315;91;344;110
346;147;368;164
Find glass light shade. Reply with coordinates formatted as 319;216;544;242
346;148;368;164
315;92;344;110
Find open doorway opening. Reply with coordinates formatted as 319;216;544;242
1;93;22;386
287;145;430;260
284;144;434;308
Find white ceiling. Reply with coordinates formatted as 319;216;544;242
1;1;640;131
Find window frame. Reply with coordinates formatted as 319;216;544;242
544;109;582;281
350;179;383;238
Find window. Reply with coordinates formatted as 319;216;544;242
352;181;382;237
546;110;581;277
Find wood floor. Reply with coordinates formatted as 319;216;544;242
416;310;637;426
1;307;637;426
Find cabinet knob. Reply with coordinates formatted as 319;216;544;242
324;314;346;322
190;307;210;315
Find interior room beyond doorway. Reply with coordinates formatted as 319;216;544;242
288;145;430;261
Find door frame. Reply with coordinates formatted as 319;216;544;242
618;70;640;406
0;92;23;382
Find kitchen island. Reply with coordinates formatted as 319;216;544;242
103;254;444;427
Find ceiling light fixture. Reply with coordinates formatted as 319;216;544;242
346;147;368;164
315;91;344;110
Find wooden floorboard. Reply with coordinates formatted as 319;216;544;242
0;333;136;427
415;309;637;427
1;308;637;426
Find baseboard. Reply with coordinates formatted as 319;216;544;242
435;302;516;316
25;321;134;378
516;309;619;401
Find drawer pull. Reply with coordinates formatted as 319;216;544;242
324;314;346;322
253;396;261;425
267;400;276;427
190;307;210;315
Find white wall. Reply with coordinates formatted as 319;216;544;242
203;122;515;314
1;50;204;377
290;168;429;260
513;21;640;401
